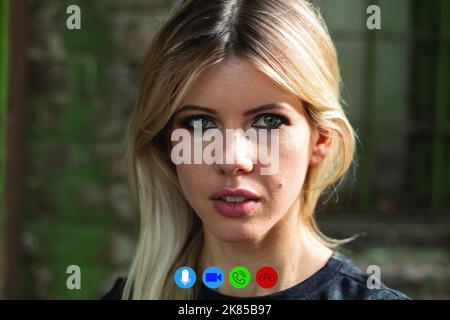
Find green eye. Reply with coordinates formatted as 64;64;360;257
252;114;286;129
183;115;216;130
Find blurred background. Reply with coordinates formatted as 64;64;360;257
0;0;449;299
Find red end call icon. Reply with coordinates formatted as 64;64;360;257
256;266;278;288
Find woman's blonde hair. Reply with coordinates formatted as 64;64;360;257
122;0;357;299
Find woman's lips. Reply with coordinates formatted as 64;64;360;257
209;188;260;217
212;199;259;217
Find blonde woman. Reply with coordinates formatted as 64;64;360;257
102;0;409;300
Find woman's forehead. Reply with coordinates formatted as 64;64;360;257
180;57;301;114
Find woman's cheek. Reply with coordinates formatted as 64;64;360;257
269;129;309;202
278;128;310;175
176;164;206;201
180;162;215;188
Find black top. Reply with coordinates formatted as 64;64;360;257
101;251;410;300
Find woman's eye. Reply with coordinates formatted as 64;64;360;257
182;115;216;130
252;114;286;129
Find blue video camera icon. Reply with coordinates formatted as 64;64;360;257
202;267;224;289
205;272;222;282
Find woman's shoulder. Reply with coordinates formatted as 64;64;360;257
325;251;411;300
100;277;127;300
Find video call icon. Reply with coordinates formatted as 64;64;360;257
174;266;196;288
202;267;224;289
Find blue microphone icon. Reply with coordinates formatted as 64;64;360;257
174;266;196;288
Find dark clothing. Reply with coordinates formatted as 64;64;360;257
101;251;410;300
101;277;126;300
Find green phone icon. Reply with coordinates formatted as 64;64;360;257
229;266;251;288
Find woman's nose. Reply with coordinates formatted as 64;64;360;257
213;131;254;176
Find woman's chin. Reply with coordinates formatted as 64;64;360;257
208;223;267;243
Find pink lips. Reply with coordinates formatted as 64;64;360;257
210;188;260;217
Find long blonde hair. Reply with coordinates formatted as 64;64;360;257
123;0;357;299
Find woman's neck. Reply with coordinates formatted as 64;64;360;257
198;203;333;297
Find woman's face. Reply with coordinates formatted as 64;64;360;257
169;56;329;243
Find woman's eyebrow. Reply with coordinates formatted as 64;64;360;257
176;103;289;116
242;103;289;116
176;105;218;116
